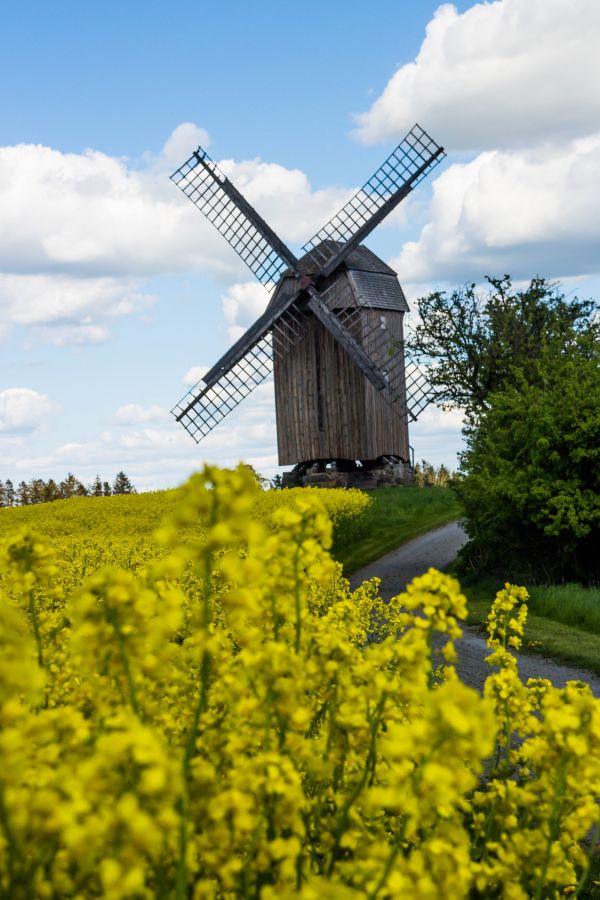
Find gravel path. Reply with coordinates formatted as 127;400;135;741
349;522;600;696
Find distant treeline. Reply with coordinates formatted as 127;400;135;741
413;460;456;487
0;472;136;507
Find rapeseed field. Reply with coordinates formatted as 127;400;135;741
1;465;599;898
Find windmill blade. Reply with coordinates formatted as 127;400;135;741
402;322;437;419
171;146;299;287
172;336;273;442
302;124;445;277
172;300;309;442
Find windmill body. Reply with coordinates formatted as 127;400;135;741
271;243;410;466
169;125;445;476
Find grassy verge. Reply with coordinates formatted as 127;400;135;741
459;575;600;676
332;486;461;574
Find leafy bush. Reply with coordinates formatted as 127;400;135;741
454;351;600;582
1;466;600;897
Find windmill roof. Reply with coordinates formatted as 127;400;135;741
294;240;397;276
270;241;409;313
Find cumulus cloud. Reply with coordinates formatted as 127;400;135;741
392;135;600;282
182;365;208;386
1;381;278;491
114;404;167;425
0;127;358;345
160;123;211;169
0;388;58;433
355;0;600;152
221;281;270;340
217;158;351;244
410;405;465;469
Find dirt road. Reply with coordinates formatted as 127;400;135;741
349;522;600;696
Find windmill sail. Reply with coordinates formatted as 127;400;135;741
171;146;298;286
172;303;308;442
301;124;445;276
172;336;273;443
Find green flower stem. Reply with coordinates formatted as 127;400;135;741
177;542;215;900
106;609;141;719
367;823;403;900
294;540;302;654
28;589;44;669
574;814;600;897
533;755;569;900
327;697;385;876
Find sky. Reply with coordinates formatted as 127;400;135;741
1;0;599;492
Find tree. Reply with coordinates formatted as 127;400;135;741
454;348;600;583
29;479;47;504
91;475;103;497
409;276;599;417
60;473;87;499
414;460;454;487
17;481;31;506
112;471;135;495
103;481;112;497
4;479;15;507
45;479;60;502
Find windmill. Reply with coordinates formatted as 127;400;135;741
170;124;445;484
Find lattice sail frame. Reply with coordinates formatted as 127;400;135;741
171;148;295;286
172;305;309;443
302;124;444;271
169;124;445;444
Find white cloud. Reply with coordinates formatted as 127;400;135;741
217;158;351;244
355;0;600;152
182;365;208;386
410;405;465;470
160;123;211;169
0;127;357;345
392;135;600;282
0;388;58;433
0;381;278;491
114;404;167;425
36;323;110;346
221;281;270;340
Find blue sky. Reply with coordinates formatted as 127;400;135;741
1;0;599;491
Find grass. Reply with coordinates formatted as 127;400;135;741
458;574;600;676
332;485;462;574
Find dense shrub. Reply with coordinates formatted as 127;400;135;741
454;352;600;582
1;466;600;897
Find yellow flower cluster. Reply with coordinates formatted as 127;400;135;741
0;466;599;898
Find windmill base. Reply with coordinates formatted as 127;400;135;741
281;456;414;491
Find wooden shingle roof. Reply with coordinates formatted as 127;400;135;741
294;240;397;276
270;241;408;313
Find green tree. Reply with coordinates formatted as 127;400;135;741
102;481;112;497
91;475;103;497
455;348;600;582
409;276;599;416
4;479;15;507
44;479;60;502
60;473;85;499
29;478;47;504
112;471;135;494
17;481;31;506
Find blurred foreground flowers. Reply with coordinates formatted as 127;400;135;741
1;465;599;898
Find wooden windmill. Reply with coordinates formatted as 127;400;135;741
170;124;445;479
